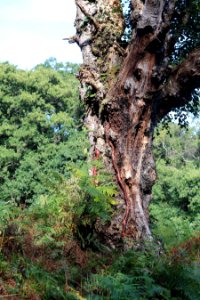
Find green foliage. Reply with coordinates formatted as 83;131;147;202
0;160;118;299
153;123;200;211
152;160;200;212
151;123;200;249
0;159;117;249
0;58;119;299
42;57;80;74
0;201;20;234
2;243;200;300
150;203;193;249
0;60;86;204
154;123;200;167
85;245;200;300
27;175;80;247
29;161;117;245
0;253;76;300
73;161;118;223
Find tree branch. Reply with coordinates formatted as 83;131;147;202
63;36;79;44
75;0;99;31
158;47;200;117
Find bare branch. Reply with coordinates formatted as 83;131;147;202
63;36;79;44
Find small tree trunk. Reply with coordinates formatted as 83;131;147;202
72;0;176;247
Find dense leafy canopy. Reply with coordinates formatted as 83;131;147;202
0;59;86;204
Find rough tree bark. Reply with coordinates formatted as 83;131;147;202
71;0;200;248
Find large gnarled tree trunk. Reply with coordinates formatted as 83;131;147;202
70;0;200;247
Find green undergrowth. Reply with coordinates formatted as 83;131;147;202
85;242;200;300
0;162;118;299
1;168;200;300
0;136;200;299
1;236;200;300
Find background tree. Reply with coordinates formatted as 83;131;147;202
0;60;86;204
151;123;200;248
72;0;200;246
